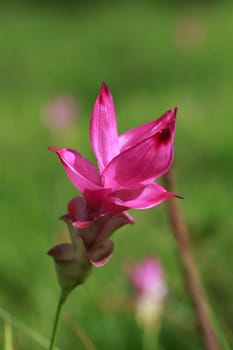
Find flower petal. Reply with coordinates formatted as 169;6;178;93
102;117;176;189
108;183;177;209
90;82;120;172
119;108;177;152
49;147;101;192
68;196;90;222
87;240;114;267
84;188;113;212
48;242;74;261
92;212;134;244
72;211;134;248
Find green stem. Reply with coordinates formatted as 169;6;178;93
142;325;160;350
49;290;69;350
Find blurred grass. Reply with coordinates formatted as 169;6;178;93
0;1;232;349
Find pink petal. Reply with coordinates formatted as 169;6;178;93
102;118;176;189
119;108;177;152
84;188;113;212
127;258;167;299
108;183;177;209
68;196;90;222
90;82;120;172
67;196;93;229
49;147;101;192
99;200;129;215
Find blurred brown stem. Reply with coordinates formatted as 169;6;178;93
64;312;97;350
163;168;220;350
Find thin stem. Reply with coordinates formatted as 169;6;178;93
49;290;69;350
163;168;220;350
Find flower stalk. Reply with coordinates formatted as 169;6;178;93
49;290;69;350
163;167;220;350
142;324;160;350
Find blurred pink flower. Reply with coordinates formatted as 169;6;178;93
126;257;168;328
41;95;79;130
49;82;179;225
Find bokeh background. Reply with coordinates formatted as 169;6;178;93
0;1;232;349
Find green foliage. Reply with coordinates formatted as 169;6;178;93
0;1;232;349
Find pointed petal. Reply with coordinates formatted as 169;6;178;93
90;82;120;172
119;108;177;152
109;183;177;209
49;147;101;192
102;117;176;189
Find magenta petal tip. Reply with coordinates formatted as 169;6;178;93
174;193;184;199
48;146;58;152
100;81;110;93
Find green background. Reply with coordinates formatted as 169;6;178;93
0;1;232;349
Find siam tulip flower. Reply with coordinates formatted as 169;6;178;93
126;257;168;329
49;82;179;227
48;83;181;291
47;84;180;350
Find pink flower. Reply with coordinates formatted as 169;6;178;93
127;258;167;300
126;258;168;328
48;84;180;291
49;82;179;225
41;95;78;130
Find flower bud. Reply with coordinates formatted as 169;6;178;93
48;235;91;293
